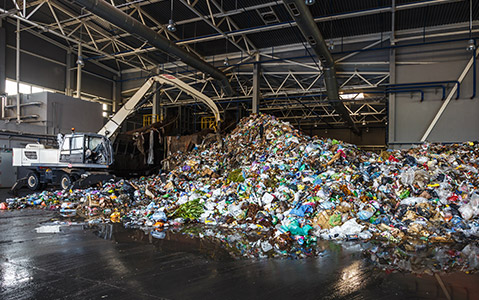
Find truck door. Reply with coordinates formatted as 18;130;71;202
59;135;85;164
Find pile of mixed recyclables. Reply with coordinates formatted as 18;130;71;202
2;114;479;272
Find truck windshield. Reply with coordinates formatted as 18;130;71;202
88;137;103;150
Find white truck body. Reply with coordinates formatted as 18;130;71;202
13;144;59;167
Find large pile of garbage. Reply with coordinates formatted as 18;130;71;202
2;114;479;271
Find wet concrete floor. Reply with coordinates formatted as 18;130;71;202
1;209;478;300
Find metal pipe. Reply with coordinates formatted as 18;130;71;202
76;44;82;98
366;90;425;101
283;0;360;134
15;18;20;123
71;0;233;96
385;84;445;100
388;89;424;102
383;80;460;99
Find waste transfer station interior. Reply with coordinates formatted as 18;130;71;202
0;0;479;299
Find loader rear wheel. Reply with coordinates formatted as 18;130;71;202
60;174;72;190
27;172;40;191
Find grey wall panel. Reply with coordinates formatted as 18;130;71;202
5;46;14;81
4;22;65;63
0;122;49;135
46;92;103;134
121;74;148;93
83;60;115;79
0;92;48;123
0;92;102;136
74;71;113;99
0;151;16;187
312;127;386;147
5;47;65;91
389;39;479;148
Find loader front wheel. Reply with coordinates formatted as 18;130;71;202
27;172;40;191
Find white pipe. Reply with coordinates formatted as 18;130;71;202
16;18;20;123
76;44;82;98
65;49;71;96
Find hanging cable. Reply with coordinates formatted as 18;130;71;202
467;0;475;51
273;0;321;70
470;0;473;38
167;0;176;32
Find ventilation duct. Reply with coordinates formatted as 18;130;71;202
284;0;360;134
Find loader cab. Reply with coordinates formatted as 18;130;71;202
59;133;113;166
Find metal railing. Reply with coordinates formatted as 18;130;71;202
142;114;160;127
200;116;216;130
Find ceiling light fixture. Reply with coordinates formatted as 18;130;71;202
328;40;334;50
305;0;315;5
167;19;176;32
467;39;476;52
76;55;84;66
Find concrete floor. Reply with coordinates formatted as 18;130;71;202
1;191;478;299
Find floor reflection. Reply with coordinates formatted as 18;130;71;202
93;223;479;274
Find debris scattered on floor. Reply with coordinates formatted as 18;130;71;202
3;114;479;273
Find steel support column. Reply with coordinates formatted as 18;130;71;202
252;53;260;114
112;75;118;113
152;66;160;123
388;0;396;144
16;18;20;123
0;20;5;95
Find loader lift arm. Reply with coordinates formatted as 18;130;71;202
11;74;221;192
98;74;221;139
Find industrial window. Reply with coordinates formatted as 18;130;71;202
5;79;51;96
102;103;110;118
340;93;364;100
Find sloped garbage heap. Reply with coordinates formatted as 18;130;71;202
3;114;479;272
